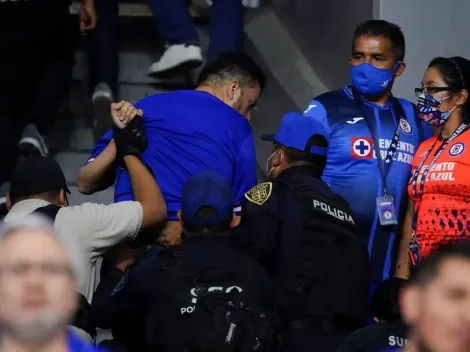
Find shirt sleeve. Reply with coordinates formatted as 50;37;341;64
233;134;257;212
303;99;330;141
86;129;113;164
231;183;280;261
91;247;161;327
57;202;143;256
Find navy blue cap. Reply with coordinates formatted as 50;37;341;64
181;170;234;226
261;112;328;155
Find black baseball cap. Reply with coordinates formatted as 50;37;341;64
9;156;70;198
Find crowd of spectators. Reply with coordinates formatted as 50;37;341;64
1;1;470;352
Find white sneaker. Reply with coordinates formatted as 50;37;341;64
148;44;203;78
92;83;114;138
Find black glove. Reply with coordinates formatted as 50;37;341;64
113;115;148;160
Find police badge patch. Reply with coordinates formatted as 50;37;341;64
244;182;273;205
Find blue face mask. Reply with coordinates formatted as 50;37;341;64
350;62;400;96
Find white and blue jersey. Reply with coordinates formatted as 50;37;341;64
304;86;432;281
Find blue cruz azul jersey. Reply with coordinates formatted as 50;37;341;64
88;90;257;220
304;86;432;281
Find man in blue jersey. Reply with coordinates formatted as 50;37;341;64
77;52;264;245
303;20;432;284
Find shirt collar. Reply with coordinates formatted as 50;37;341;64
5;199;51;222
278;165;323;180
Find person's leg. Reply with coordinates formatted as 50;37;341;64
0;2;39;181
89;0;119;97
146;0;203;77
21;8;78;156
207;0;244;61
88;0;120;139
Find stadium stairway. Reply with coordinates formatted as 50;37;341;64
55;0;324;206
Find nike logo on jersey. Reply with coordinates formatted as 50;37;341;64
346;117;364;124
304;104;317;113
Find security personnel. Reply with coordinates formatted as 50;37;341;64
231;112;370;352
91;170;272;350
337;278;409;352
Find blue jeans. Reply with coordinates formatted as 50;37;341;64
147;0;244;61
88;0;119;95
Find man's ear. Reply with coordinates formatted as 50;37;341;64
58;190;67;207
272;149;283;168
227;80;240;100
395;61;406;78
6;192;12;210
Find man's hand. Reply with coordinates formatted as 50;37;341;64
79;0;97;34
158;222;183;247
104;243;149;271
111;101;144;129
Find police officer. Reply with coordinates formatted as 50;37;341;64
337;278;409;352
231;112;370;352
91;170;273;350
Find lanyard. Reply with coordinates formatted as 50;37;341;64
411;122;470;230
353;92;402;196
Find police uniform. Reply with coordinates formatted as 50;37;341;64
337;320;409;352
231;112;370;352
92;171;272;350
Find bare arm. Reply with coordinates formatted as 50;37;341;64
77;140;116;195
123;155;166;228
395;198;414;279
77;101;144;195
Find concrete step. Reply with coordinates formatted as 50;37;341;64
55;152;91;185
54;152;115;206
70;1;207;18
67;186;115;206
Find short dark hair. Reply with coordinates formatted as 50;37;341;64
10;189;61;206
197;52;266;90
275;134;328;171
352;20;406;61
370;278;406;322
183;206;232;234
428;56;470;123
410;242;470;286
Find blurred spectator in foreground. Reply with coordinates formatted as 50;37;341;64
397;242;470;352
0;0;96;186
5;113;166;303
337;278;409;352
147;0;244;77
0;215;107;351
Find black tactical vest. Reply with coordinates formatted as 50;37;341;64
274;171;369;325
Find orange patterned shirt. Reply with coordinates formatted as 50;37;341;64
408;131;470;258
